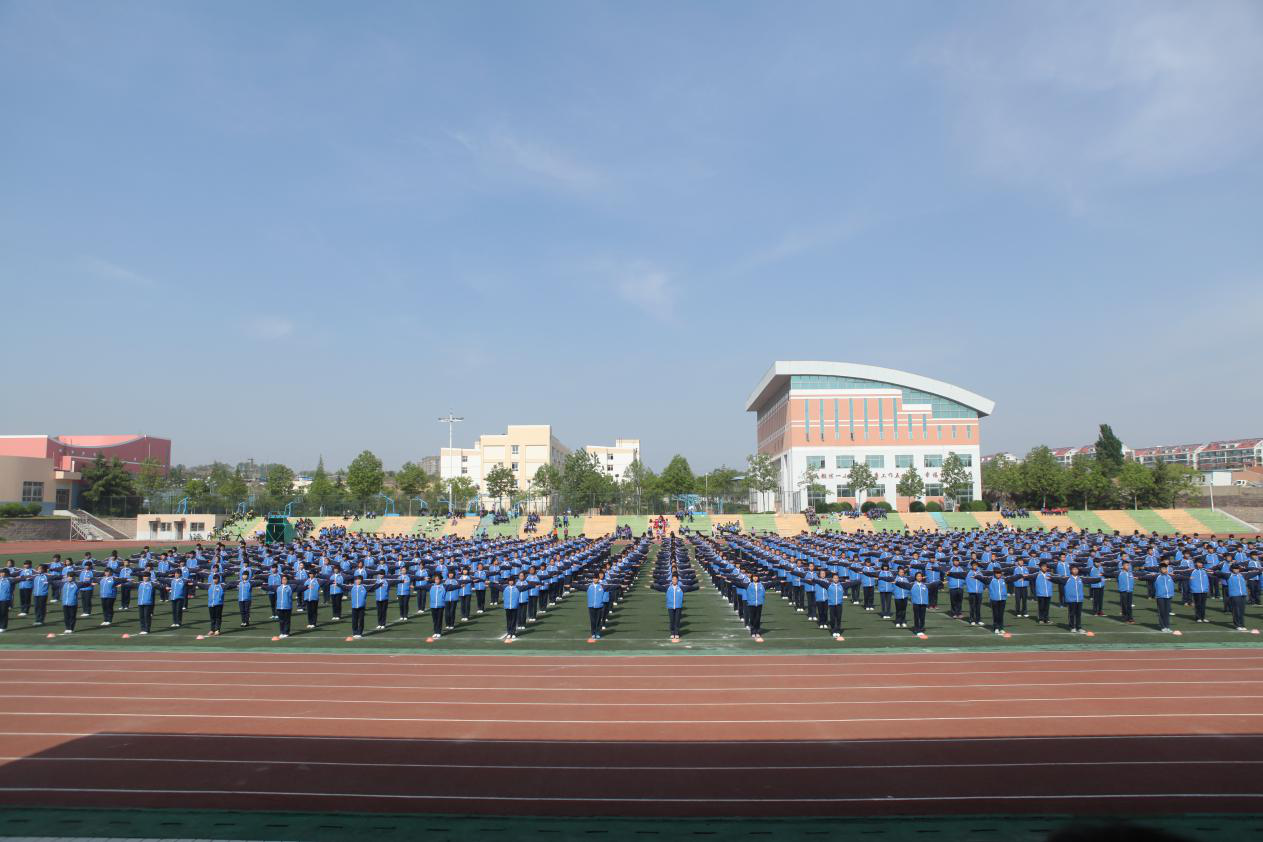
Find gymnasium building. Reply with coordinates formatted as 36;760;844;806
746;361;994;512
0;434;171;513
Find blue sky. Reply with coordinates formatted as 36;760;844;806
2;0;1261;472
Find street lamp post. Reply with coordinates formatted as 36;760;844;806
438;413;463;517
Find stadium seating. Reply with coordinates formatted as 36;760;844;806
1129;509;1177;533
710;514;742;533
774;514;809;535
1093;509;1145;534
741;513;779;534
941;512;981;530
1187;508;1256;534
1065;510;1112;532
616;515;649;536
900;512;938;531
376;516;417;536
445;517;479;539
582;515;617;537
1034;512;1076;530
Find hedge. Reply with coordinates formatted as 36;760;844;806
925;501;943;512
0;502;43;518
909;500;926;513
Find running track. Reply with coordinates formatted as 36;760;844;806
0;647;1261;817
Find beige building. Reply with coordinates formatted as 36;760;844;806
136;513;226;541
0;454;80;513
441;425;571;503
584;439;641;483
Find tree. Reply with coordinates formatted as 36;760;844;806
218;466;249;510
558;450;615;514
1020;446;1065;509
896;467;925;502
395;462;430;500
798;462;825;510
346;450;385;507
1117;460;1155;511
447;475;479;511
659;455;696;500
941;452;972;507
135;458;167;508
981;455;1020;506
183;478;211;511
847;463;877;507
745;453;780;512
264;463;296;507
306;457;338;514
1065;453;1111;510
80;456;137;512
1156;463;1200;508
484;464;518;510
1095;424;1125;478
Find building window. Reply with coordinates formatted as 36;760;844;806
895;454;913;469
834;399;840;438
460;467;468;475
966;426;972;439
836;485;852;497
849;399;855;439
956;453;973;467
21;481;44;503
866;455;884;469
924;454;943;467
806;456;826;470
836;455;854;469
936;425;942;440
190;522;204;532
922;416;928;439
461;455;468;462
804;399;811;441
925;483;943;496
511;462;519;472
511;445;519;455
866;486;884;498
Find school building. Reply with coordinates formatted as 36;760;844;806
0;434;172;513
745;361;994;512
439;426;640;507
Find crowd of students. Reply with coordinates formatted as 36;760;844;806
693;526;1262;641
0;525;1258;645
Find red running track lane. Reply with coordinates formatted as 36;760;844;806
0;648;1261;817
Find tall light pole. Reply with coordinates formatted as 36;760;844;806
438;413;463;515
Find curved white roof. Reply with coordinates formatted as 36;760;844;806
745;360;995;417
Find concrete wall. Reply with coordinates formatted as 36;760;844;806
0;455;57;515
135;514;224;541
0;517;73;541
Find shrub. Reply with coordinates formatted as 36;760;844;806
876;500;893;511
838;501;853;512
925;501;943;512
966;500;989;512
0;502;41;518
909;500;926;513
860;501;876;513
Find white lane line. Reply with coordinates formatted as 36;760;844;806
3;731;1256;745
11;678;1260;692
15;711;1263;725
4;756;1258;771
0;787;1258;804
4;692;1258;707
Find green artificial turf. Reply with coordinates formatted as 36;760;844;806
0;808;1258;841
3;543;1261;655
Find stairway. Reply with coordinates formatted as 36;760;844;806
774;514;809;536
1094;510;1144;534
582;515;617;537
70;509;128;540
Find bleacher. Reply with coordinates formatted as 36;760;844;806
582;515;617;537
1093;510;1144;534
1187;508;1256;534
1065;510;1112;532
774;514;809;535
940;512;981;530
741;513;779;534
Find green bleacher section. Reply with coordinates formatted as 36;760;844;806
349;516;383;533
1187;508;1259;533
616;515;649;536
224;517;263;540
742;513;779;534
1130;509;1177;534
412;516;447;538
816;515;846;533
553;516;583;536
874;513;906;532
486;517;521;538
1002;515;1044;530
1066;510;1112;532
941;512;981;530
685;514;712;534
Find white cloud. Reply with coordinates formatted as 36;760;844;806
240;316;297;341
79;256;158;288
448;129;605;192
924;1;1263;197
616;265;676;319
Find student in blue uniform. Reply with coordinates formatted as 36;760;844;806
274;575;294;638
1116;560;1135;623
60;575;81;634
16;561;34;617
665;574;685;641
206;575;225;636
136;572;156;635
169;574;187;628
395;571;411;621
0;571;11;632
745;574;766;640
502;577;521;641
825;572;847;639
372;573;390;630
587;576;606;640
303;574;321;629
98;570;117;627
349;576;368;639
31;565;50;625
237;574;253;626
427;574;446;639
1219;564;1261;631
1138;563;1177;633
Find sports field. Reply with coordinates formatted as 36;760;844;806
3;542;1262;653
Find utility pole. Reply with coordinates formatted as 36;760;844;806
438;413;463;515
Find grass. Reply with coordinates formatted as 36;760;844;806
3;543;1261;655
